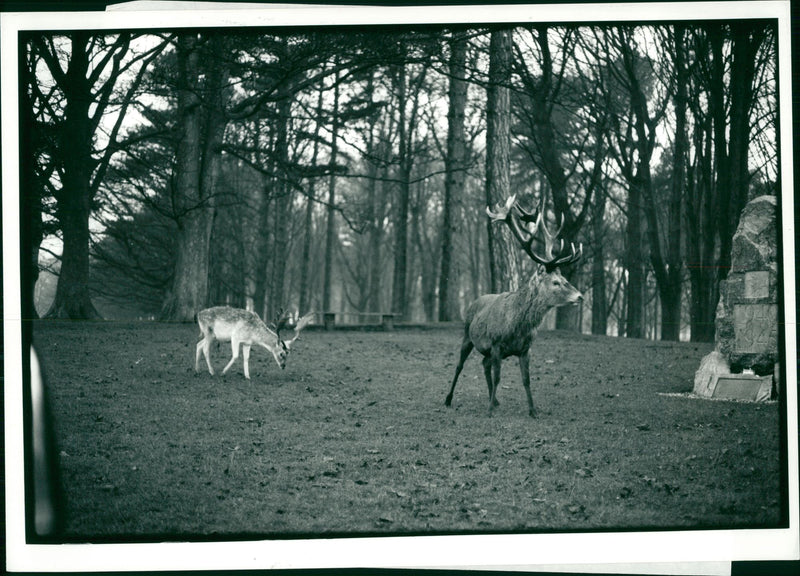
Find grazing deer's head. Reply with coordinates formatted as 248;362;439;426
271;309;314;368
487;193;583;307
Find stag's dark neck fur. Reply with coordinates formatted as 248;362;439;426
514;268;553;329
467;268;557;357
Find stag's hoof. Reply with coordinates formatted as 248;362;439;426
444;395;452;407
493;398;500;407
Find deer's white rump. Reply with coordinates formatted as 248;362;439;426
195;306;312;379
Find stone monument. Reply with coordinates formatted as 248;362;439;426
693;195;779;401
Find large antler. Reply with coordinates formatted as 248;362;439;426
487;194;582;272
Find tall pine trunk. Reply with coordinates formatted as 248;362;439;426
591;186;608;335
322;67;340;314
661;25;688;341
269;92;294;320
625;181;645;338
485;28;515;293
439;32;468;321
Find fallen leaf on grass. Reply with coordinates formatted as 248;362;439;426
567;504;585;515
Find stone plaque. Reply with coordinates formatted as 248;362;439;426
733;304;777;353
713;374;772;402
744;271;770;299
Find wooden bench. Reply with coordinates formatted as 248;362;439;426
322;312;401;331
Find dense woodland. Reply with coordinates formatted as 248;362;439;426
22;20;778;342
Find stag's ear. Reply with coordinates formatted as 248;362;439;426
535;263;548;276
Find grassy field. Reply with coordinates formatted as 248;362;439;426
31;320;784;540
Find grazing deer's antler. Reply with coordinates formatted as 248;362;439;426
274;309;314;348
446;193;584;417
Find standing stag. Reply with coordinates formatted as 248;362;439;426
195;306;313;379
445;194;583;417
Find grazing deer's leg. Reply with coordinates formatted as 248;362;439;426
519;351;535;418
197;336;215;375
488;349;502;415
445;338;474;407
195;339;204;372
242;344;251;380
222;337;240;375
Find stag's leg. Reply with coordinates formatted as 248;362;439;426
479;354;500;407
481;355;493;399
487;350;502;416
242;344;251;380
445;338;474;407
222;338;240;376
519;351;535;418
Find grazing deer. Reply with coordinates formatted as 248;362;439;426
195;306;314;379
445;194;583;417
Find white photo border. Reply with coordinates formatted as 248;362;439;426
3;1;797;572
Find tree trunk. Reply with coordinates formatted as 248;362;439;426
708;24;730;291
365;73;390;314
299;77;326;315
591;186;607;335
160;34;227;321
46;31;101;319
686;110;719;342
412;181;437;322
625;180;645;339
21;48;43;319
323;67;340;314
269;93;294;320
485;28;515;293
252;126;275;318
619;28;683;341
721;22;764;274
439;32;468;321
661;24;688;341
520;26;585;330
391;57;413;320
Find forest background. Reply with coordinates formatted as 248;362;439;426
22;15;780;344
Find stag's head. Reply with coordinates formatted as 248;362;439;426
270;309;315;369
487;194;583;308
